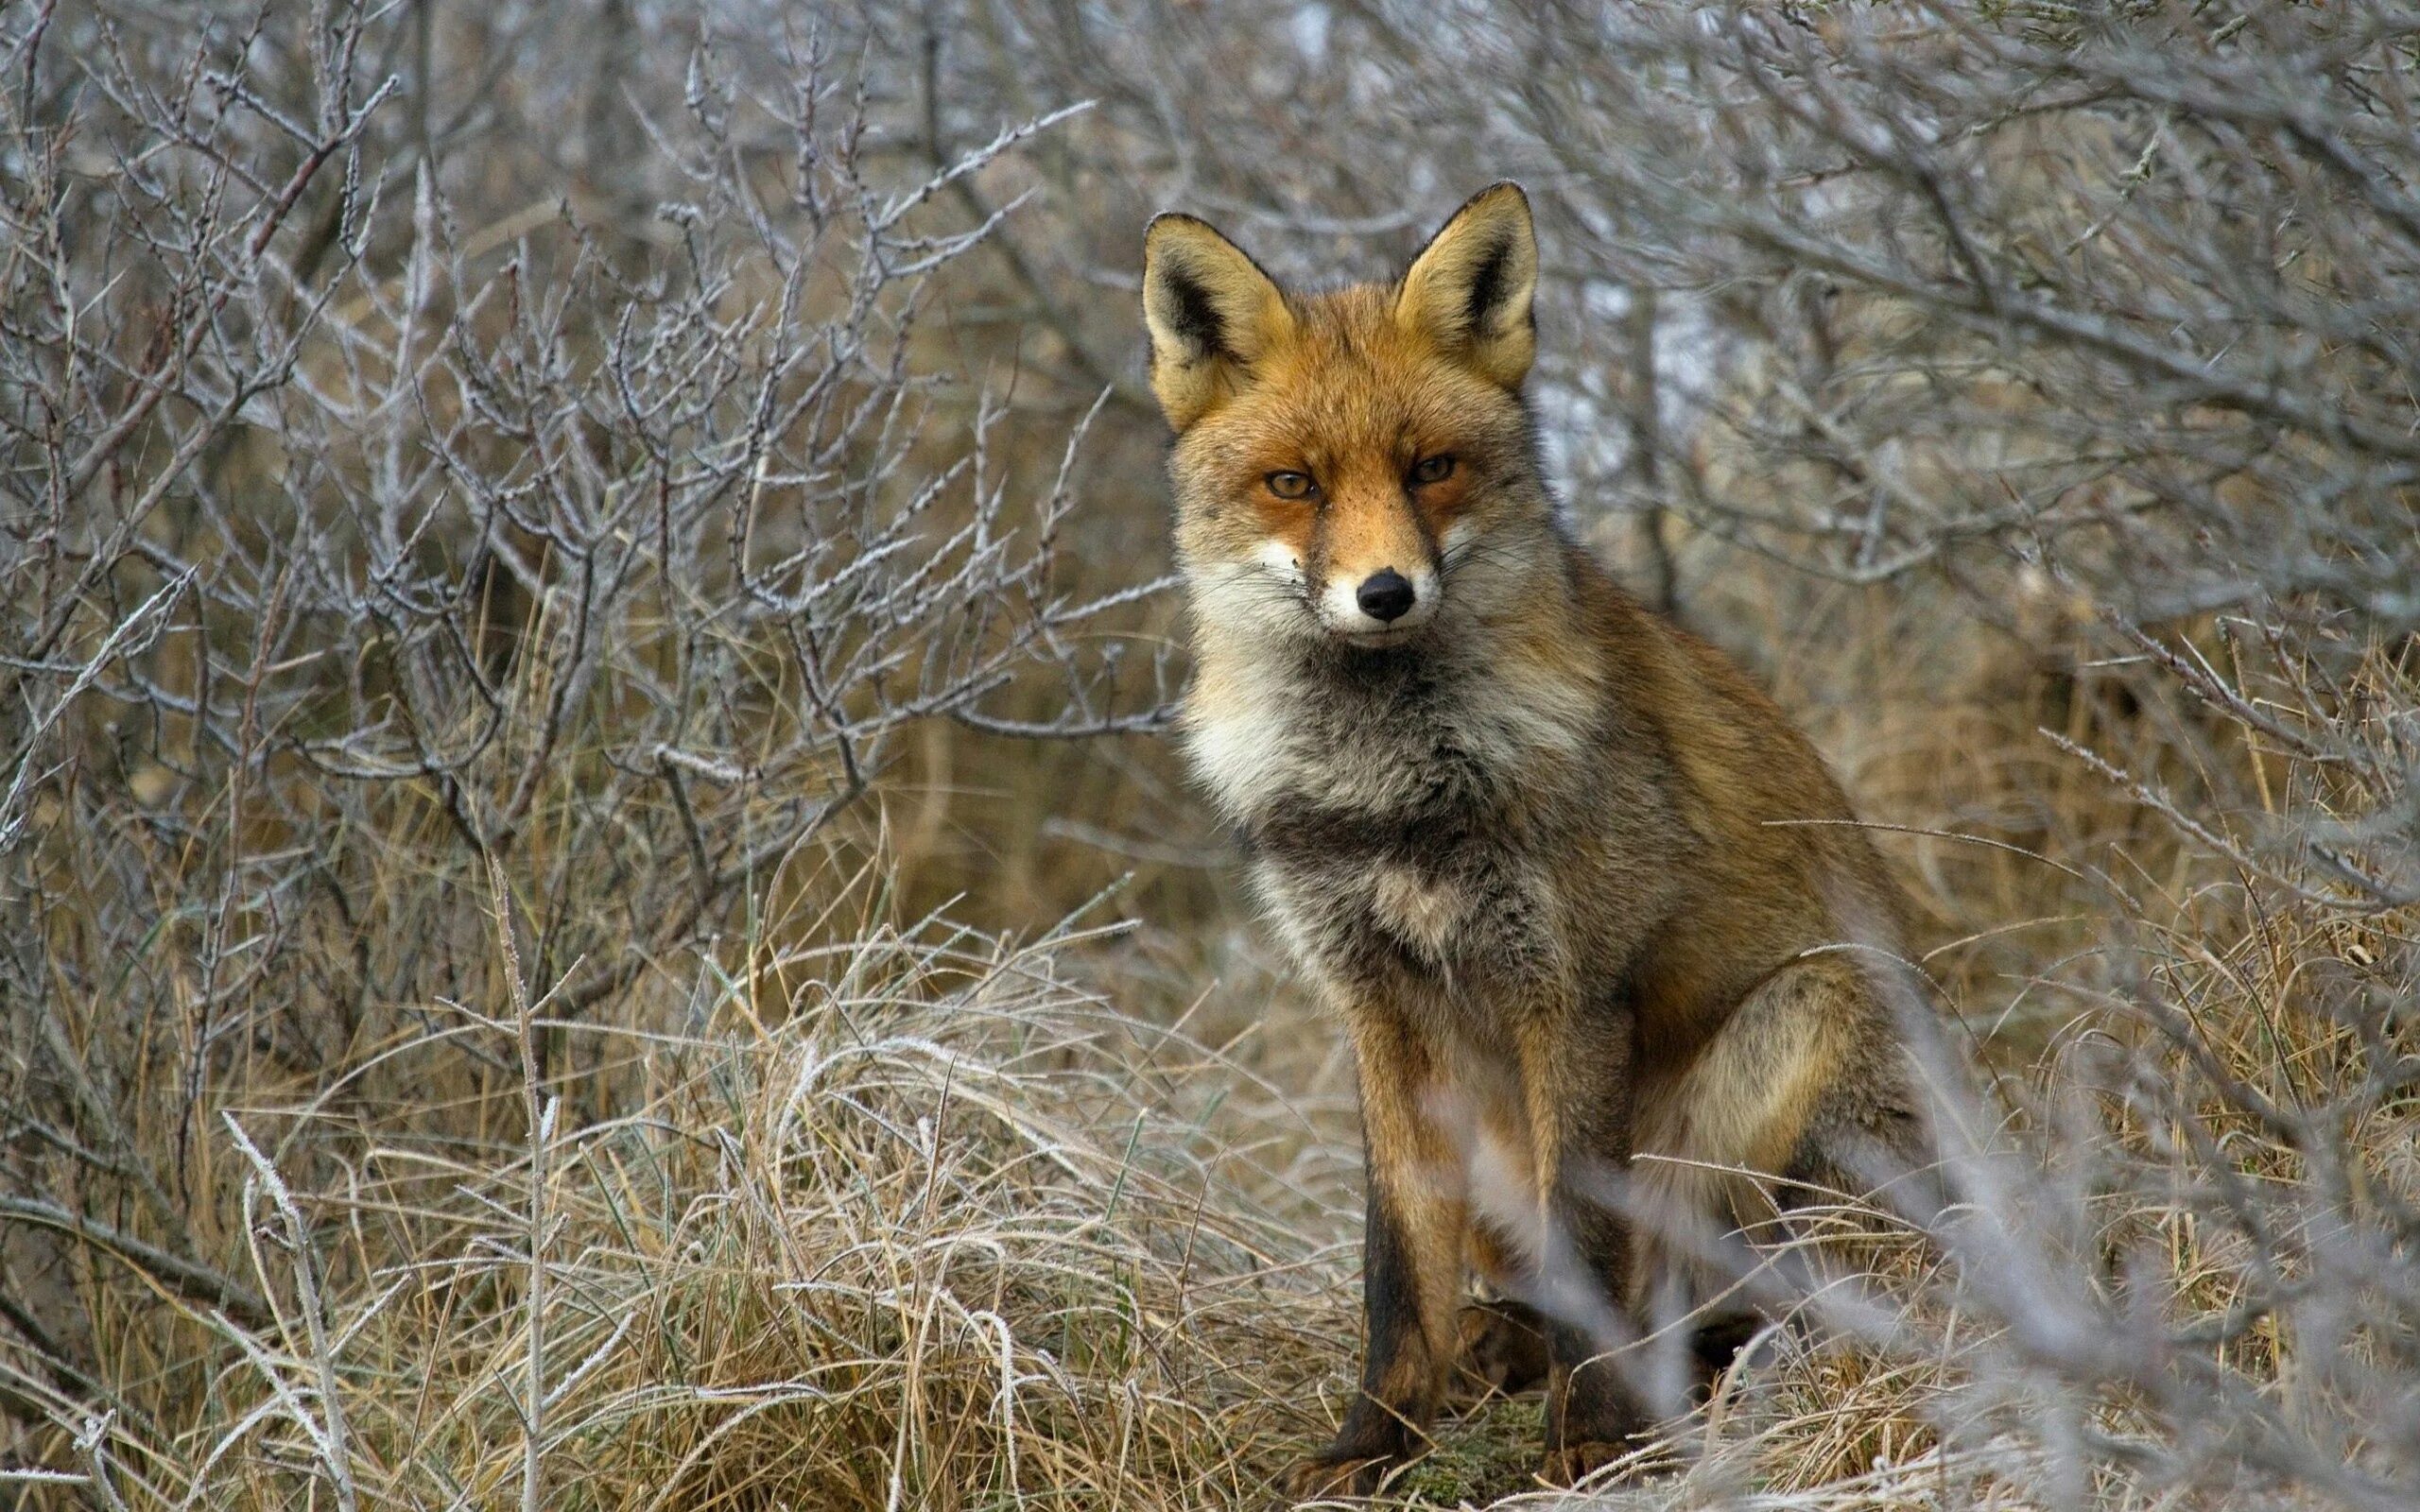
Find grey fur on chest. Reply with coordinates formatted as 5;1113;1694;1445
1229;663;1582;1007
1190;640;1613;1018
1253;834;1565;1013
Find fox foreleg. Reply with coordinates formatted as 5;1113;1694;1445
1284;1008;1467;1501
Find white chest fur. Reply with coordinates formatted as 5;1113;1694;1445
1183;637;1597;826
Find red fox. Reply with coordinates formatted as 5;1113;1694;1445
1141;183;1938;1496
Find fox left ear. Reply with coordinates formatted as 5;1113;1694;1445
1396;182;1538;388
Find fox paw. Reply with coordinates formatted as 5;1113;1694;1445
1542;1434;1651;1487
1281;1449;1399;1502
1451;1298;1551;1400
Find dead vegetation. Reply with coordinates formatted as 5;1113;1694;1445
4;3;2416;1509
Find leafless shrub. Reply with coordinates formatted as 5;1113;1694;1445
1507;9;2420;1507
6;2;2417;1509
0;3;1178;1502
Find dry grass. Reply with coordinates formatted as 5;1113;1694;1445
20;593;2410;1512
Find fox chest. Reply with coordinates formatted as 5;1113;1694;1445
1184;638;1598;826
1185;646;1596;1003
1250;812;1566;1010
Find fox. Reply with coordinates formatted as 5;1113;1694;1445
1139;182;1941;1498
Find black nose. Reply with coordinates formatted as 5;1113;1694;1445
1356;568;1417;623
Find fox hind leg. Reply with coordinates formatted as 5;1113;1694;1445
1632;954;1938;1384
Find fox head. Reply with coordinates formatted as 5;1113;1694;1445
1143;182;1549;651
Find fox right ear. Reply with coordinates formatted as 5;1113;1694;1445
1142;214;1292;430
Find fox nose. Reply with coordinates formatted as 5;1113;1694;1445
1356;568;1417;624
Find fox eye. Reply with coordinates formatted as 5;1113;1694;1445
1410;455;1456;485
1265;471;1316;500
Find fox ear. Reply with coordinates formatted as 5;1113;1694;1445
1142;214;1292;430
1397;182;1537;387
